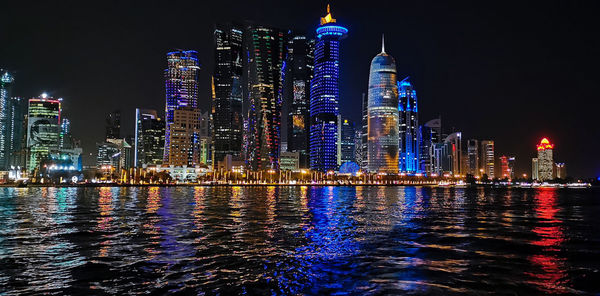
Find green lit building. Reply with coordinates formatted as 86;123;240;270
27;94;61;172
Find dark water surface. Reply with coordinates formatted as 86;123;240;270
1;186;599;295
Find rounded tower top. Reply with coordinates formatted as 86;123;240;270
537;137;554;150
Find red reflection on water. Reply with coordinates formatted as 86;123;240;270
526;188;569;293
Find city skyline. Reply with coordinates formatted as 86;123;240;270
1;1;598;177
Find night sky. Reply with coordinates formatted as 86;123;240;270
1;0;598;177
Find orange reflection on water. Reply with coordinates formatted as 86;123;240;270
526;188;569;293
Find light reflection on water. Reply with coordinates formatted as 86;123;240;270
0;186;599;294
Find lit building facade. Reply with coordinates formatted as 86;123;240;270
419;118;442;174
134;109;165;167
508;156;515;179
163;50;199;163
27;94;61;172
283;34;314;168
165;107;201;167
367;36;398;173
532;158;539;180
536;137;554;181
340;118;355;164
499;155;509;179
246;26;285;170
555;162;566;179
467;139;479;176
443;132;462;176
0;72;27;170
213;24;244;164
480;140;495;179
309;5;347;172
398;77;419;173
358;92;368;169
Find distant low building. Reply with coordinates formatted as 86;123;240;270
280;151;300;171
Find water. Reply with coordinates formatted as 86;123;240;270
0;186;599;295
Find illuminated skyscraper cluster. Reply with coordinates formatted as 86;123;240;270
309;5;347;172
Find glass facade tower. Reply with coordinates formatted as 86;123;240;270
309;5;347;171
27;94;61;172
0;71;15;170
163;50;199;164
213;24;244;164
246;26;286;170
367;37;399;173
398;77;419;173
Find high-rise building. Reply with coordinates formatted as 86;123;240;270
134;109;165;167
555;162;566;179
419;118;442;175
164;107;201;167
1;71;28;171
164;50;200;163
467;139;479;176
59;118;75;150
245;26;286;170
105;110;121;140
340;118;355;164
199;110;211;165
213;24;244;164
532;158;539;180
359;92;368;169
508;156;515;179
398;77;419;173
283;34;314;168
27;93;61;172
499;155;509;179
309;5;348;172
367;36;399;173
444;132;462;176
480;140;495;179
536;138;554;181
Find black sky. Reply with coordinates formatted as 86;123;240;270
1;0;599;177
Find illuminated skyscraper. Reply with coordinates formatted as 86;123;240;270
467;139;479;176
419;117;442;174
480;140;495;179
340;118;355;163
398;77;419;173
245;26;286;170
163;50;200;163
555;162;566;179
532;158;539;180
357;92;368;169
213;24;244;164
0;71;24;170
443;132;462;176
283;34;314;168
536;137;554;181
508;156;515;179
165;107;201;167
367;36;399;173
499;155;509;179
309;5;347;172
27;93;61;172
134;109;165;167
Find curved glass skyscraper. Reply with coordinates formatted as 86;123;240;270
367;36;399;173
398;77;419;173
309;5;347;172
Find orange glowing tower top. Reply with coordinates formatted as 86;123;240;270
536;138;554;150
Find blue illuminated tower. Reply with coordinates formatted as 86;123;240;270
163;50;199;164
398;77;420;173
309;5;347;171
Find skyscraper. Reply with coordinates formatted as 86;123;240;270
467;139;479;176
536;137;554;181
59;118;74;149
444;132;462;176
419;117;442;174
532;158;539;180
367;36;399;173
105;110;121;140
309;5;347;172
0;70;15;170
340;118;355;164
27;93;61;172
358;92;368;169
163;50;200;163
508;156;515;179
499;155;509;179
283;34;314;168
165;107;201;167
245;26;286;170
398;77;420;173
213;24;244;164
134;109;165;167
480;140;495;179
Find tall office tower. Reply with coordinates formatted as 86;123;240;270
213;24;244;164
367;36;398;173
354;129;363;166
0;70;15;170
245;26;285;170
164;50;200;163
444;132;462;176
398;77;419;173
555;162;566;179
340;118;355;163
419;117;442;174
508;156;515;179
499;155;509;178
467;139;479;176
164;107;201;167
134;109;165;167
532;158;539;180
536;137;554;181
7;96;28;168
359;92;368;169
105;110;121;140
309;5;348;172
283;34;314;168
59;118;74;149
199;110;211;165
27;93;61;172
480;140;495;179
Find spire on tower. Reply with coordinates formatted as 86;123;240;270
381;34;385;53
320;4;336;25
